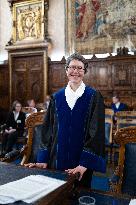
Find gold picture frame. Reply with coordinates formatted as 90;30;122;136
65;0;136;55
12;0;47;43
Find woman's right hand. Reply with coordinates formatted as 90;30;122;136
24;163;47;169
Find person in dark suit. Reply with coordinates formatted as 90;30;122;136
111;95;128;113
1;100;26;156
111;95;128;124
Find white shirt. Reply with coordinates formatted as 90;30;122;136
65;81;85;110
13;111;19;121
115;102;120;109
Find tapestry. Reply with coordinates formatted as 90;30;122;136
65;0;136;54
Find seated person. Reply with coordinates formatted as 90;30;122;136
111;95;128;113
26;99;37;118
111;95;128;124
1;100;26;156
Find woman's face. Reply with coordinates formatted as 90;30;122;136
66;59;85;85
15;103;22;112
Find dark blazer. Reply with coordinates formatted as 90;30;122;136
111;103;128;113
5;111;26;131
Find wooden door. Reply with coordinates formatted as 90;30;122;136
11;54;44;105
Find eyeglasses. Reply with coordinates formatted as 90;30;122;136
67;65;85;72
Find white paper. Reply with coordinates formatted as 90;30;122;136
129;199;136;205
0;175;66;204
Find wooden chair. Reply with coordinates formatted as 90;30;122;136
111;111;136;165
110;126;136;197
105;109;114;164
22;106;35;114
36;103;46;111
21;111;46;165
116;111;136;130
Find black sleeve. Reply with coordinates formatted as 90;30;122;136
79;91;106;173
5;112;13;129
85;91;105;157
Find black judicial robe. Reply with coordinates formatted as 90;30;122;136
37;86;106;177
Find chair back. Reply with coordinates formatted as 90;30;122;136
21;111;46;165
116;111;136;130
22;107;35;114
105;109;114;145
114;126;136;196
36;103;46;111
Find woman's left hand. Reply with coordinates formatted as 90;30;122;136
65;165;87;181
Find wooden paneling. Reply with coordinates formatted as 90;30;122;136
48;54;136;110
1;54;136;110
0;64;9;109
48;57;67;94
11;55;44;105
112;62;133;89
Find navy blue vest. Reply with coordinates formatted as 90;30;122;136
54;86;95;170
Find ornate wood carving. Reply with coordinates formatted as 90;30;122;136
110;126;136;195
21;111;46;165
0;64;9;109
7;0;49;45
6;0;49;107
11;54;44;105
112;63;133;88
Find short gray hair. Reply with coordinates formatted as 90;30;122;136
65;52;88;73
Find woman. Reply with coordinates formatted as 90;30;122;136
1;100;26;155
25;53;106;188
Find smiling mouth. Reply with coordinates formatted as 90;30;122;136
71;75;79;77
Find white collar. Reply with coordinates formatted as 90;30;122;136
13;111;19;121
65;81;85;110
115;102;120;109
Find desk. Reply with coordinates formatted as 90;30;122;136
66;191;130;205
0;162;73;205
0;162;130;205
